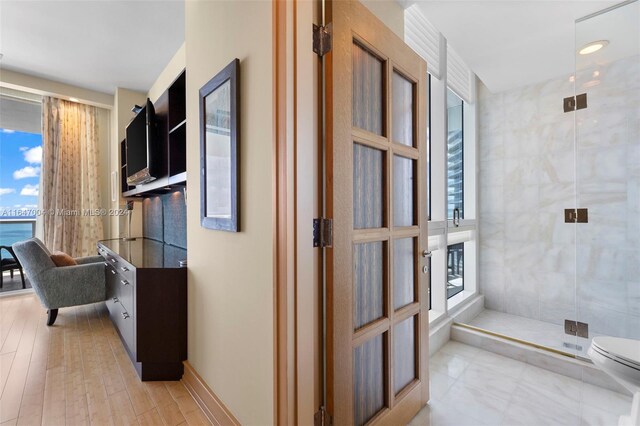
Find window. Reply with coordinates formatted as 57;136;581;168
447;89;463;220
0;90;42;248
427;256;432;310
447;243;464;299
427;74;432;220
406;12;477;319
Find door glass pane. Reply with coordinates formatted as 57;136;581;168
394;237;415;310
354;144;384;229
353;43;384;135
393;316;416;394
354;334;385;426
354;241;385;329
447;243;464;299
447;89;463;219
392;71;414;147
575;1;640;356
393;155;415;227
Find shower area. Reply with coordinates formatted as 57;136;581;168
462;0;639;359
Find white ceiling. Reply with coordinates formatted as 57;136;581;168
412;0;632;93
0;1;185;95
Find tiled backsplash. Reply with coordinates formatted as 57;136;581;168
142;189;187;249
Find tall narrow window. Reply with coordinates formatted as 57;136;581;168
0;90;42;248
447;89;463;219
427;256;432;310
427;74;432;220
447;243;464;299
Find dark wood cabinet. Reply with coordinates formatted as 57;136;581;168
123;70;186;198
98;238;187;381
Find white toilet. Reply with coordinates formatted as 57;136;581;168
589;336;640;426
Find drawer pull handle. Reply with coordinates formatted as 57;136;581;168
121;280;129;286
113;297;119;303
122;312;130;319
120;266;129;272
110;258;117;263
110;269;116;275
103;262;108;267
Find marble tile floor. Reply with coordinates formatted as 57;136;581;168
409;341;631;426
468;309;598;358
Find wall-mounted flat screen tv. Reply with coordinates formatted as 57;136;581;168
126;99;158;185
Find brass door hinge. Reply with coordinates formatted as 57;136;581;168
313;218;333;248
314;406;333;426
313;23;332;57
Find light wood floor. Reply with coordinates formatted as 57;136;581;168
0;293;211;426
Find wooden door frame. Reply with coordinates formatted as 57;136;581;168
274;0;293;424
274;0;323;424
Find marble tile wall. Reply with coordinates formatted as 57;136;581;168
478;55;640;339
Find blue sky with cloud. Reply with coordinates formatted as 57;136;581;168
0;128;42;214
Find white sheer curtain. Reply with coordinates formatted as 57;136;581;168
41;97;104;257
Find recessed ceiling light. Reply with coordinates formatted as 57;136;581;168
579;40;609;55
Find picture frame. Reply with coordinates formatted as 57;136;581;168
199;58;240;232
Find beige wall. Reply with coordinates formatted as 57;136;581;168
361;0;405;39
0;69;113;109
110;88;146;238
185;1;274;424
148;43;186;104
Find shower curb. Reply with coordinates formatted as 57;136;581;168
451;323;629;395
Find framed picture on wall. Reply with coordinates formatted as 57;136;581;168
199;58;240;232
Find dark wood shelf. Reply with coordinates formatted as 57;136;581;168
168;172;186;186
169;124;186;177
168;72;186;130
122;174;185;197
169;119;186;134
122;70;186;198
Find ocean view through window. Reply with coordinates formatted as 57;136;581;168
0;128;42;247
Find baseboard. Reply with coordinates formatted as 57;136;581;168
0;288;34;298
181;361;241;426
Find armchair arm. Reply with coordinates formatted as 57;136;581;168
37;262;106;309
74;255;105;265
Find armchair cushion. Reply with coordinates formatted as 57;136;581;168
50;251;77;267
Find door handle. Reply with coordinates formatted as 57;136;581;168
422;250;432;258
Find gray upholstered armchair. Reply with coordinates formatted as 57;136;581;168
12;238;106;326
